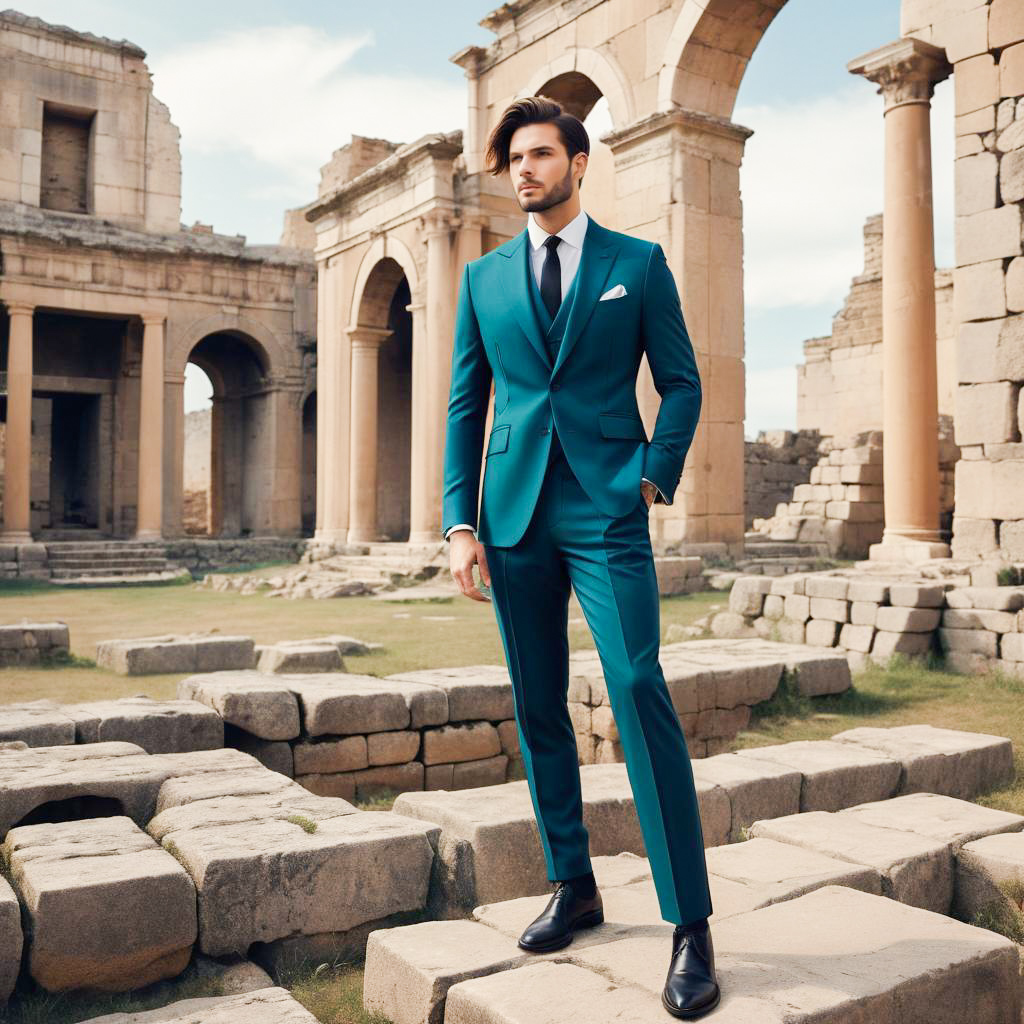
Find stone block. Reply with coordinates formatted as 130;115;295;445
3;816;196;992
690;753;801;842
72;986;319;1022
290;675;416;736
178;672;301;741
809;597;848;623
875;607;941;632
1003;633;1024;662
805;619;840;647
849;601;878;626
148;796;436;957
939;627;998;656
840;792;1024;852
888;583;946;609
368;730;421;766
954;832;1024;923
0;699;77;746
386;666;512;723
97;635;255;675
955;382;1019;446
943;608;1017;632
846;579;890;603
257;643;345;674
728;576;773;617
224;727;294;778
957;315;1024;386
829;724;1014;800
750;810;953;913
839;624;875;653
805;576;850;601
0;876;21;1003
422;722;501;765
64;697;223;754
871;629;934;660
294;735;368;775
784;594;811;622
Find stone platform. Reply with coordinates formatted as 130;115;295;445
76;987;320;1023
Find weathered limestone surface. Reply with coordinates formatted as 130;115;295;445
0;623;69;667
148;790;438;956
0;876;21;1003
178;673;302;740
690;752;802;842
256;642;345;674
78;987;320;1023
96;635;256;675
954;832;1024;921
438;886;1020;1023
750;809;954;912
386;665;514;722
840;792;1024;850
830;723;1014;799
0;743;261;838
0;697;223;753
3;816;196;992
733;740;902;811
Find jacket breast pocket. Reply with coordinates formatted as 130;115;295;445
598;412;647;441
486;423;510;456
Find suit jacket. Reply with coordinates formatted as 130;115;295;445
441;214;702;549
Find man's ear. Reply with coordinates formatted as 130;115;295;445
574;151;588;188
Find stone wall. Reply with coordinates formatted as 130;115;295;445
744;430;820;528
797;214;956;439
944;5;1024;563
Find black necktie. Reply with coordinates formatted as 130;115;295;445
540;235;562;321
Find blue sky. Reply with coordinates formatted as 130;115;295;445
20;1;954;434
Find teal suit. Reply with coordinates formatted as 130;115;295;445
441;214;713;927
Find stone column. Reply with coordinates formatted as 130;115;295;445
347;326;392;543
2;302;34;541
409;209;454;544
406;289;429;542
136;314;165;540
603;110;752;555
849;39;951;562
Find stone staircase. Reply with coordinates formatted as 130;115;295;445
44;540;190;585
738;532;833;576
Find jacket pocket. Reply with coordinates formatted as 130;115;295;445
486;423;510;456
598;412;647;440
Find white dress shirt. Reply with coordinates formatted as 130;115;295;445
445;209;662;542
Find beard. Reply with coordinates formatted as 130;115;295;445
518;164;574;212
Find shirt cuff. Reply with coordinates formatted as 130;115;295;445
444;524;477;541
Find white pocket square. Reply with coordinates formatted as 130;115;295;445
599;283;627;301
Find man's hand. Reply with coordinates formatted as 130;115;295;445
641;480;657;509
450;531;492;602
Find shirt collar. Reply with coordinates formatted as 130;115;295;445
527;207;589;253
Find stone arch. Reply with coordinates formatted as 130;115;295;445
349;235;420;331
170;310;284;378
518;47;635;129
656;0;788;117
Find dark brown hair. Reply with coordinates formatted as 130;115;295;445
484;96;590;186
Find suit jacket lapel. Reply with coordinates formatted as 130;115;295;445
494;215;620;377
551;217;619;380
496;228;550;369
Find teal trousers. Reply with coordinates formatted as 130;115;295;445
484;442;714;927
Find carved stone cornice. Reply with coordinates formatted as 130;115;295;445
848;38;951;112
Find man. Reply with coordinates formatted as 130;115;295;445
441;96;718;1019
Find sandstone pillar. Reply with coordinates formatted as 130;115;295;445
604;110;752;555
850;39;951;562
136;314;165;540
409;209;454;544
315;259;351;543
2;302;34;541
347;326;391;543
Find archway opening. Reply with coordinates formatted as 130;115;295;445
182;331;269;538
301;390;316;536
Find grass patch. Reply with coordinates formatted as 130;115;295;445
0;968;222;1024
270;950;392;1024
970;878;1024;944
286;814;318;834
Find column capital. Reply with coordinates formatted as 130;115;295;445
419;208;454;239
602;107;753;155
4;301;34;318
848;38;950;111
141;313;166;327
346;325;392;349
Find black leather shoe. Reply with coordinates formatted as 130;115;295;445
662;919;720;1018
517;880;604;953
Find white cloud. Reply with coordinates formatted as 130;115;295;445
744;366;798;436
149;24;466;192
736;80;954;312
